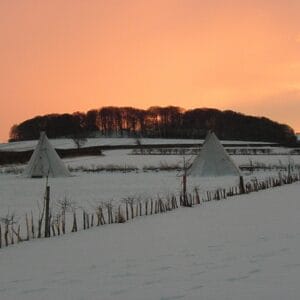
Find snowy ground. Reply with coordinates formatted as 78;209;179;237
0;137;273;152
0;172;182;218
65;151;300;170
66;150;300;169
1;140;300;299
1;149;300;219
2;148;300;175
1;182;300;299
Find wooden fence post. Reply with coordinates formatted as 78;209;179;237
25;213;30;241
44;185;51;238
72;211;78;232
83;211;86;230
239;176;245;194
31;211;35;239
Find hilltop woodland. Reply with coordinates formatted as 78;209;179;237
9;106;296;144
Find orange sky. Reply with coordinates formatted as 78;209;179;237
1;0;300;141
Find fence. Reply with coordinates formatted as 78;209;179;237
1;170;300;249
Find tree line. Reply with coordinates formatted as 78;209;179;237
9;106;296;144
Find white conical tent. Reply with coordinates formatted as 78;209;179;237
23;132;71;178
188;131;242;177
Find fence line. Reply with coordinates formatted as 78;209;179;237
1;171;300;249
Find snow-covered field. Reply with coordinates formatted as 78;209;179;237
1;148;300;217
1;149;300;219
1;182;300;299
0;172;182;217
1;138;300;299
0;137;273;152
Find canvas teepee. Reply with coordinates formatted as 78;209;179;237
23;132;71;178
188;131;241;177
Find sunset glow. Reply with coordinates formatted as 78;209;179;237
1;0;300;141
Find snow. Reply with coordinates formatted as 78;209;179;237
1;183;300;299
66;149;185;170
67;151;300;171
0;172;182;219
1;141;300;299
1;149;300;219
2;148;298;174
0;137;273;152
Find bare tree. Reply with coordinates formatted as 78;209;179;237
71;132;88;151
56;196;75;234
0;212;17;246
178;156;193;207
135;138;144;154
104;201;114;224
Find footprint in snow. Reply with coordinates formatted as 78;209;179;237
190;284;203;290
191;270;206;276
156;266;172;272
226;268;261;282
111;271;135;279
21;287;48;294
226;274;250;282
110;288;128;296
12;278;32;284
160;295;185;300
248;268;261;274
283;263;300;270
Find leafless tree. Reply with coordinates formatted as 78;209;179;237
56;196;75;234
0;212;17;246
71;132;88;151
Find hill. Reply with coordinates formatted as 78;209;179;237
9;106;296;144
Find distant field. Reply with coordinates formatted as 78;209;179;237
0;137;299;238
0;137;274;152
1;138;300;300
1;147;299;220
